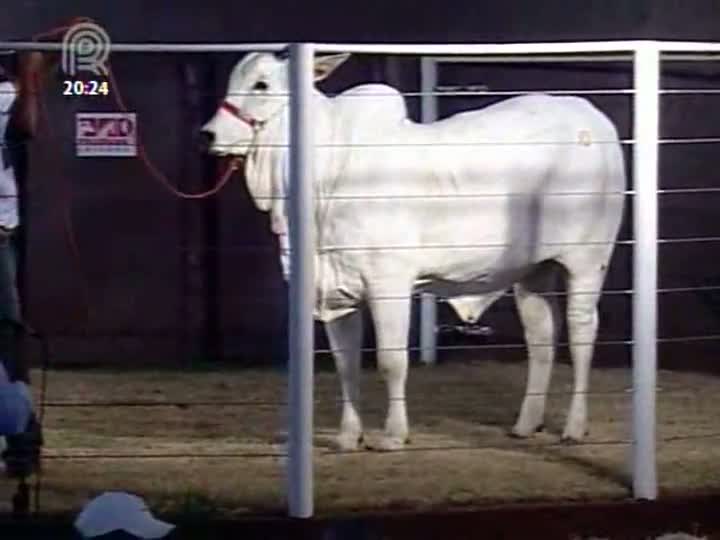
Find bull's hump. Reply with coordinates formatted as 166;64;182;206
331;85;409;134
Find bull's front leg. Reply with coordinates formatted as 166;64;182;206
325;309;365;451
368;282;413;451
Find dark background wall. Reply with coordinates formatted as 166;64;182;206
2;0;720;369
2;0;720;43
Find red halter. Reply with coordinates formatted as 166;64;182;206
220;100;264;129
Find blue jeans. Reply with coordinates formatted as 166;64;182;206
0;227;42;479
0;229;24;383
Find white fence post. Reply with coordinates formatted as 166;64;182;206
631;42;660;501
419;57;438;365
287;41;316;518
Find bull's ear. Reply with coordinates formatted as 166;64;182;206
313;53;351;82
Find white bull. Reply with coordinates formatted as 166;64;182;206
201;52;626;451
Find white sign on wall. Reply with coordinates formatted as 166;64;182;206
75;112;137;157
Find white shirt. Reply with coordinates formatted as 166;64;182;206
0;81;19;230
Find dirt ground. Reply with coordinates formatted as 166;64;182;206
1;357;719;521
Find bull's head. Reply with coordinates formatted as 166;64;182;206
200;51;351;157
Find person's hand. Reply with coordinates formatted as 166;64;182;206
18;52;50;95
22;52;44;73
31;51;60;79
0;226;14;244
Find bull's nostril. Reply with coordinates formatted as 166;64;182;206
198;130;215;153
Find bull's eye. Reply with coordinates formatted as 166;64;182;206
253;81;268;91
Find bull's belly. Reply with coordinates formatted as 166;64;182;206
415;260;534;297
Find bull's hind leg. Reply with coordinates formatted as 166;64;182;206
326;310;364;451
511;264;561;438
561;262;608;442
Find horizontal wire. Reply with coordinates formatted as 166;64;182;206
414;285;720;304
5;184;720;202
0;86;720;97
216;89;637;98
175;284;719;303
202;137;720;149
315;285;713;304
207;139;635;148
374;289;633;302
316;339;632;355
46;385;720;410
325;439;633;456
660;432;720;442
39;432;720;461
658;285;720;294
165;240;639;254
40;451;286;460
8;285;714;317
249;193;631;202
28;333;720;351
308;89;720;98
40;399;287;408
658;334;720;344
0;89;629;98
323;432;720;456
318;187;720;199
19;88;718;99
38;388;633;410
317;240;633;252
21;124;720;150
311;236;720;252
177;186;720;203
660;89;720;95
420;89;635;97
33;441;636;461
233;186;720;202
4;88;720;98
660;236;720;244
152;233;719;254
312;190;632;200
661;137;720;144
658;187;720;194
317;333;720;355
328;439;635;456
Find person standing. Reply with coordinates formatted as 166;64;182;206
0;49;48;478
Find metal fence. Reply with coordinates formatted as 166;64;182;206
1;38;720;520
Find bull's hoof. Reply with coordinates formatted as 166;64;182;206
371;435;410;452
560;429;590;445
509;423;545;439
335;432;364;452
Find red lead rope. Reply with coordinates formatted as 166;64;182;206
32;18;242;197
26;18;241;333
104;68;241;199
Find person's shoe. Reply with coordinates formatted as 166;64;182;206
2;412;43;478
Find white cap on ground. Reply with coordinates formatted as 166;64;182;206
74;491;175;539
0;362;32;436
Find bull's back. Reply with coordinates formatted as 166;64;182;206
346;95;625;266
325;94;625;279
